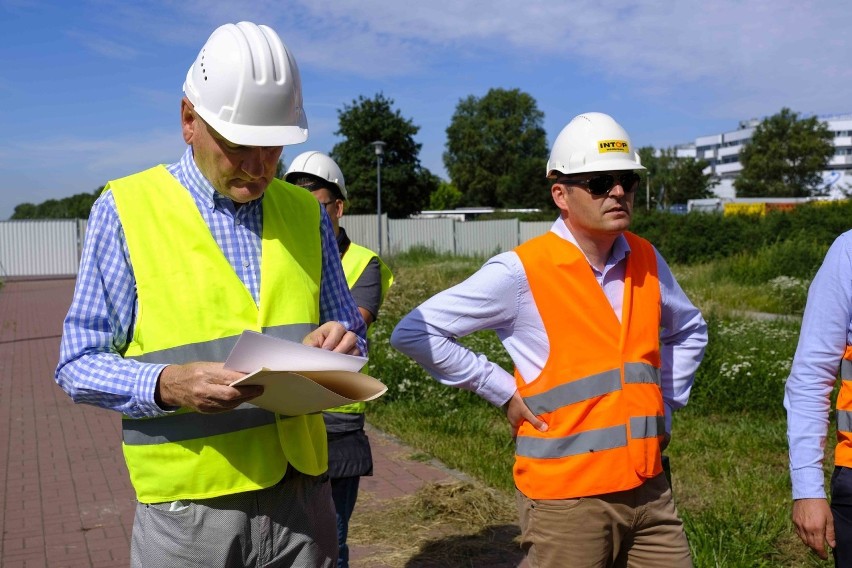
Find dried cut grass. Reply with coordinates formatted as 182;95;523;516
348;481;522;568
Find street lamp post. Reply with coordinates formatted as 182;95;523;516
371;140;386;256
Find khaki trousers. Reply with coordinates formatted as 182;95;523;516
516;472;691;568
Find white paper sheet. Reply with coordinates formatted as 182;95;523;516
222;330;383;416
223;330;368;373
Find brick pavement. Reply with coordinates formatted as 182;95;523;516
0;279;524;567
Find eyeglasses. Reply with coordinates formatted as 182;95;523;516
557;172;641;196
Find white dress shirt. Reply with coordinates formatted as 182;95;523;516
390;219;708;433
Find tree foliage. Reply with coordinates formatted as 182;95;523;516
429;181;463;211
331;93;437;218
735;108;834;198
636;147;717;210
444;88;550;210
10;188;103;219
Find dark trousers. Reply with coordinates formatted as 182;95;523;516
331;476;361;568
832;466;852;567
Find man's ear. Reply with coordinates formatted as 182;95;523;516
552;183;570;212
181;98;196;145
333;199;345;221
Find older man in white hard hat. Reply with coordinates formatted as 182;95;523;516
391;112;707;567
285;151;394;568
55;22;365;567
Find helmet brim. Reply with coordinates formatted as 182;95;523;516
548;158;646;178
202;113;309;147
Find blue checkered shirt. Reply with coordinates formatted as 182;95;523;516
56;148;367;418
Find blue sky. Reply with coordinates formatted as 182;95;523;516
2;0;851;219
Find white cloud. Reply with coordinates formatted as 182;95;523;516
67;30;140;60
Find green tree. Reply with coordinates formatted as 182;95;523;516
428;181;463;211
444;88;550;209
636;147;716;211
275;159;287;180
331;93;437;218
11;187;102;219
735;108;834;197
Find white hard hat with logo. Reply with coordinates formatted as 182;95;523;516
546;112;645;177
183;21;308;147
285;151;347;199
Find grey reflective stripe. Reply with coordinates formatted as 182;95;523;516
842;360;852;380
128;323;315;364
630;415;665;439
624;362;661;386
123;404;275;445
524;369;621;415
130;335;238;365
516;425;627;459
839;410;852;433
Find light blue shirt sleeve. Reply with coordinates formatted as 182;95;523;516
56;192;167;418
784;231;852;500
655;248;708;433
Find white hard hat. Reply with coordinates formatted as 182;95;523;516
183;21;308;147
546;112;645;177
284;151;347;199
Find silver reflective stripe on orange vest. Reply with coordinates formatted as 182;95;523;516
623;362;661;386
630;415;665;439
839;409;852;433
128;323;315;365
524;369;621;415
842;360;852;380
516;424;628;458
522;363;659;415
124;404;275;445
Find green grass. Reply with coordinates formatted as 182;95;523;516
368;247;831;566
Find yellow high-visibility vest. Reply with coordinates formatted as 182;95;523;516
330;242;394;414
110;166;327;503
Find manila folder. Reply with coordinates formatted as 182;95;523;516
230;369;387;416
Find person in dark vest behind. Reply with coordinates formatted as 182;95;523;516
55;22;366;568
285;151;393;568
390;112;707;567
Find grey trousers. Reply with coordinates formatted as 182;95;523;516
130;468;337;568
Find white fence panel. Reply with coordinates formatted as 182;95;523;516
455;219;519;257
520;221;552;243
0;220;81;277
1;217;558;278
388;218;454;255
339;214;388;254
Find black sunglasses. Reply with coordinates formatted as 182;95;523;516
558;172;641;196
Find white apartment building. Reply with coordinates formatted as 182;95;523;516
677;114;852;199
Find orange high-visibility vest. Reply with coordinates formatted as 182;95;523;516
513;231;664;499
836;347;852;467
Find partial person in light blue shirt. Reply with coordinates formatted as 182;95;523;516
785;230;852;563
